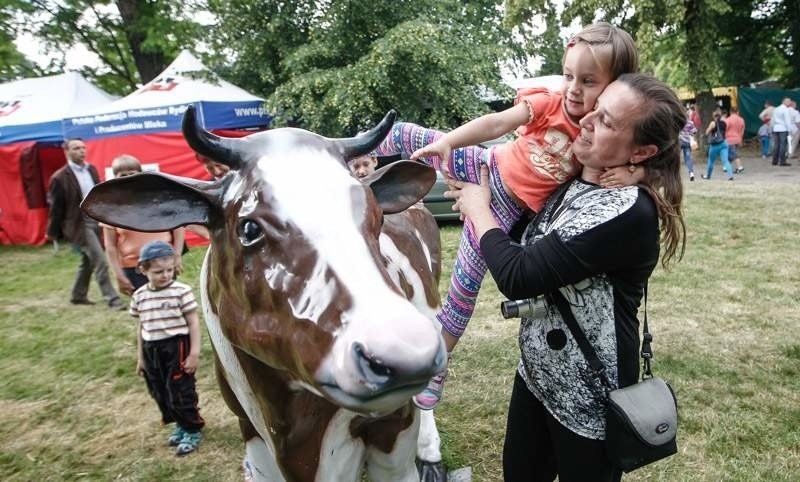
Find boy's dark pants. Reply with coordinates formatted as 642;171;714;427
141;335;205;431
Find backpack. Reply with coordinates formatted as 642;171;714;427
708;121;724;145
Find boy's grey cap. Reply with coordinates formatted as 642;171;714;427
138;240;175;263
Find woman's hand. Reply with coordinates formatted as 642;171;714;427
445;165;494;222
411;139;452;176
136;358;145;376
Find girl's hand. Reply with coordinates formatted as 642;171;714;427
183;353;199;374
411;139;452;176
445;165;492;220
136;358;145;376
116;275;135;296
174;256;184;277
599;164;644;188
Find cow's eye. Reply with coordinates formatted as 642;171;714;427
238;219;264;246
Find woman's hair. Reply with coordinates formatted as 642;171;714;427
563;22;639;80
617;73;686;268
111;154;142;175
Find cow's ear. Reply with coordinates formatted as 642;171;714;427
363;161;436;214
81;172;222;232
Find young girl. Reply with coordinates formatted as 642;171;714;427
373;22;641;409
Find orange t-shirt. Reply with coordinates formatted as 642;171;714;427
493;88;581;212
104;226;177;268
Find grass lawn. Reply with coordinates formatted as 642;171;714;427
1;178;799;481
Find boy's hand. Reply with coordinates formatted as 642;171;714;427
599;164;644;188
136;358;145;376
411;139;452;177
183;353;199;374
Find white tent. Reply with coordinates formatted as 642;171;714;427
0;72;115;144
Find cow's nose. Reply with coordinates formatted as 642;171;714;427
352;342;394;389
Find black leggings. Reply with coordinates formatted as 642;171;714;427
503;372;621;482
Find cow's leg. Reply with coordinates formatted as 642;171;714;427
213;353;277;482
416;408;446;482
364;408;421;482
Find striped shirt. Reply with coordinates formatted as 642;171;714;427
130;281;198;341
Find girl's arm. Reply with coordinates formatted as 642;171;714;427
448;167;658;300
170;228;185;275
411;103;531;173
705;120;716;135
103;227;134;295
182;310;201;374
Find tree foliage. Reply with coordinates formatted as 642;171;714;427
506;0;799;90
208;0;524;136
6;1;202;94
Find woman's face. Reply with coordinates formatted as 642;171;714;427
572;80;651;170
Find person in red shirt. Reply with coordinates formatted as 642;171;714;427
689;104;702;130
725;107;746;174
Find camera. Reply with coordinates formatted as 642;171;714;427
500;297;547;319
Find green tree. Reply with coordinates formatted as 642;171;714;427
9;1;202;94
1;1;40;81
208;0;523;136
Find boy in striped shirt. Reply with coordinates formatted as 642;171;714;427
130;241;204;456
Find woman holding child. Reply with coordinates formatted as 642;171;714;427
447;73;686;481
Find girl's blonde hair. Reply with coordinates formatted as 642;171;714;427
111;154;142;175
563;22;638;80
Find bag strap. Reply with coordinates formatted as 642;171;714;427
549;289;614;390
549;281;653;390
641;283;653;378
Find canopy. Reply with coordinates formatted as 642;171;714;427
63;51;270;139
0;72;115;143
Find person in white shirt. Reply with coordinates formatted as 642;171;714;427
771;98;794;166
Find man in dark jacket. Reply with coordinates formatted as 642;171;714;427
46;138;124;310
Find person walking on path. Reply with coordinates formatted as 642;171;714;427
46;138;125;310
702;108;733;181
679;112;698;181
725;107;746;174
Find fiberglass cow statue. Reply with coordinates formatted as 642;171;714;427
82;106;450;482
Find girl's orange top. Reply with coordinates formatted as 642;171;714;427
493;88;581;212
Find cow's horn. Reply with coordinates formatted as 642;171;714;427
336;110;396;160
182;104;245;170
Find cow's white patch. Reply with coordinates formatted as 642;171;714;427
413;226;434;274
365;408;421;481
200;251;286;482
379;232;438;321
416;408;442;462
316;409;366;481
